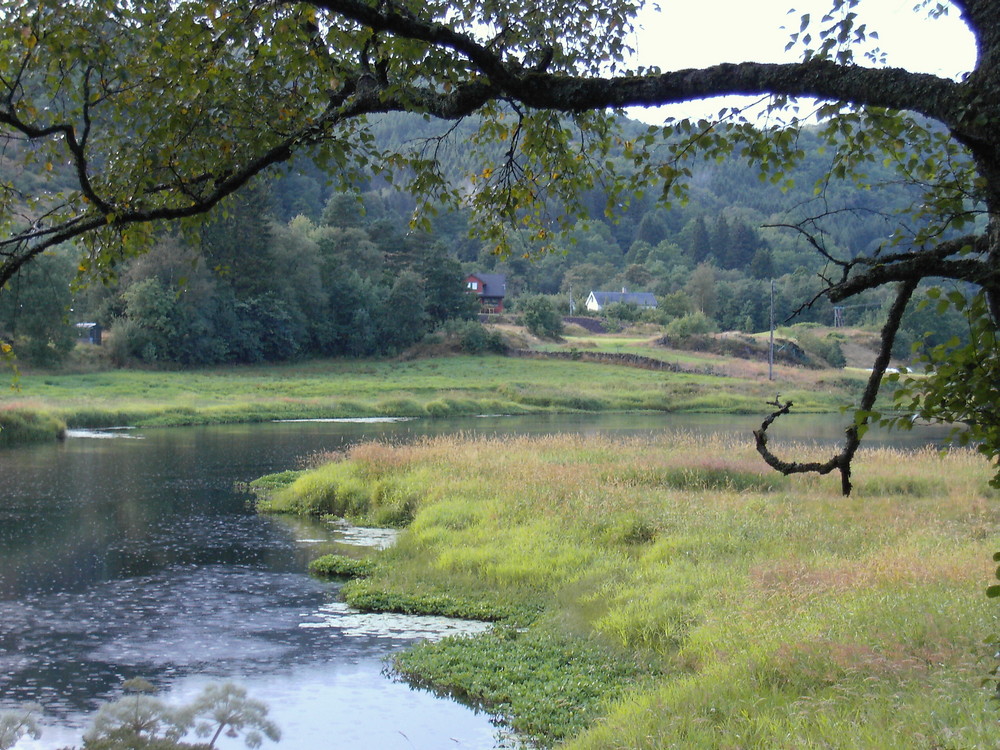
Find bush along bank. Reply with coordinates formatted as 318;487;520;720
0;408;65;447
251;432;1000;749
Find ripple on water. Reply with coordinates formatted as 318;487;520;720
273;417;415;423
0;565;337;712
301;601;493;641
64;428;142;439
327;521;399;549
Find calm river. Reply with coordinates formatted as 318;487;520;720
0;413;955;749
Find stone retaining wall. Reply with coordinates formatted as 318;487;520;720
507;348;720;375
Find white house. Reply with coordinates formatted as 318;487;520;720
585;289;658;312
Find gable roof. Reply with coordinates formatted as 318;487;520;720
467;273;506;297
588;291;657;307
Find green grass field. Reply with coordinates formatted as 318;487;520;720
0;354;864;435
254;432;1000;748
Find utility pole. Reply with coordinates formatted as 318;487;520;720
768;278;775;381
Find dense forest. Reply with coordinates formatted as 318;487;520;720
0;113;972;366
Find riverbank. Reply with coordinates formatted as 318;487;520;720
0;408;66;447
0;353;867;446
253;432;999;748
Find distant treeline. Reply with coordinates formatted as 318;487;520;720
0;113;975;366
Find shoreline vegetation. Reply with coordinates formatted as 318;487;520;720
250;432;1000;748
0;349;869;448
0;407;67;448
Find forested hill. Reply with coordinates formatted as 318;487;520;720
2;112;963;368
278;112;913;267
269;111;921;324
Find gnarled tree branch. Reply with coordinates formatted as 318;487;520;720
754;278;919;496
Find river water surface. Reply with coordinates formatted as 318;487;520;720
0;413;955;748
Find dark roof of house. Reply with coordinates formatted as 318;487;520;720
468;273;506;297
589;291;657;307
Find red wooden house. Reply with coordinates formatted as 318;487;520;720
464;273;506;313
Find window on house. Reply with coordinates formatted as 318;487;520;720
467;281;478;290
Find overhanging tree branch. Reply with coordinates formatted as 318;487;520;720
827;234;994;301
300;0;968;128
0;63;500;288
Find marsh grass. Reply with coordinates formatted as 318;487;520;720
256;432;1000;748
0;407;65;446
246;469;301;494
307;554;377;578
254;458;421;527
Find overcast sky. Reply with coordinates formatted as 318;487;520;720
627;0;977;122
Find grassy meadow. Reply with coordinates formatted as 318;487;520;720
0;353;865;434
253;432;1000;748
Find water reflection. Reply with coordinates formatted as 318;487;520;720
170;664;501;750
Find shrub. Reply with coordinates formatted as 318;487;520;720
438;320;506;354
83;681;277;750
11;332;76;368
517;295;563;339
106;318;144;366
664;310;717;338
0;705;42;749
797;331;847;367
601;301;642;323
